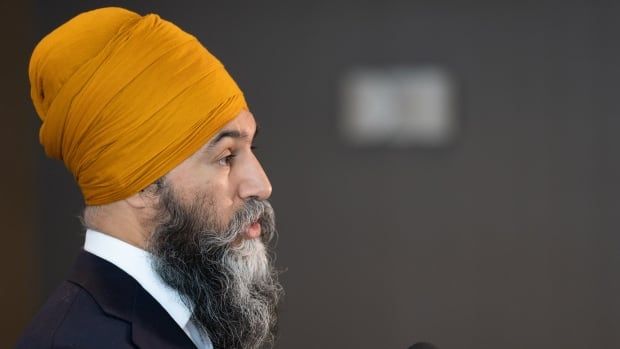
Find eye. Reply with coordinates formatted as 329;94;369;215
218;153;236;166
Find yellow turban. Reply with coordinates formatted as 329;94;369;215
29;7;247;205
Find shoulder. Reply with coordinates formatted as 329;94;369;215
16;280;135;349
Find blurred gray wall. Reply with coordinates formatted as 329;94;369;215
22;1;620;348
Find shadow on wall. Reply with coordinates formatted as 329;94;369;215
0;1;38;348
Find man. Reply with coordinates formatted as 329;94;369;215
18;7;282;349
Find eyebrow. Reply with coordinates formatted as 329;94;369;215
207;125;260;150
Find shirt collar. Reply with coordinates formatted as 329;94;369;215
83;229;193;330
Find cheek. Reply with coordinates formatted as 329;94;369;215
168;163;238;222
196;174;237;224
210;184;237;225
168;165;221;199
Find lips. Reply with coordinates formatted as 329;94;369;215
245;221;261;239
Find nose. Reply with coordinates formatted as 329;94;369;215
238;154;272;201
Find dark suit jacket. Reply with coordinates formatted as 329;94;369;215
16;250;197;348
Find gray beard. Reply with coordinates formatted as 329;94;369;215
147;185;282;349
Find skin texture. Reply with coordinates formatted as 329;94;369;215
86;109;271;247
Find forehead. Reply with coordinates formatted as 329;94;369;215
198;109;257;153
218;109;257;135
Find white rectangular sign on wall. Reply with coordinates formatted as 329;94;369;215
340;67;457;147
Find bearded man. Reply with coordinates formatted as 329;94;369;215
17;7;282;349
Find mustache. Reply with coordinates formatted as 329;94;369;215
210;198;277;247
155;188;276;244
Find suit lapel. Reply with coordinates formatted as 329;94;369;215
130;283;197;348
68;250;196;349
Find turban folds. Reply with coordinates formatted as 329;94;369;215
29;7;247;205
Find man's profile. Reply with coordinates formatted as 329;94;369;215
18;7;282;349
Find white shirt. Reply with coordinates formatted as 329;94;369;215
84;229;213;349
